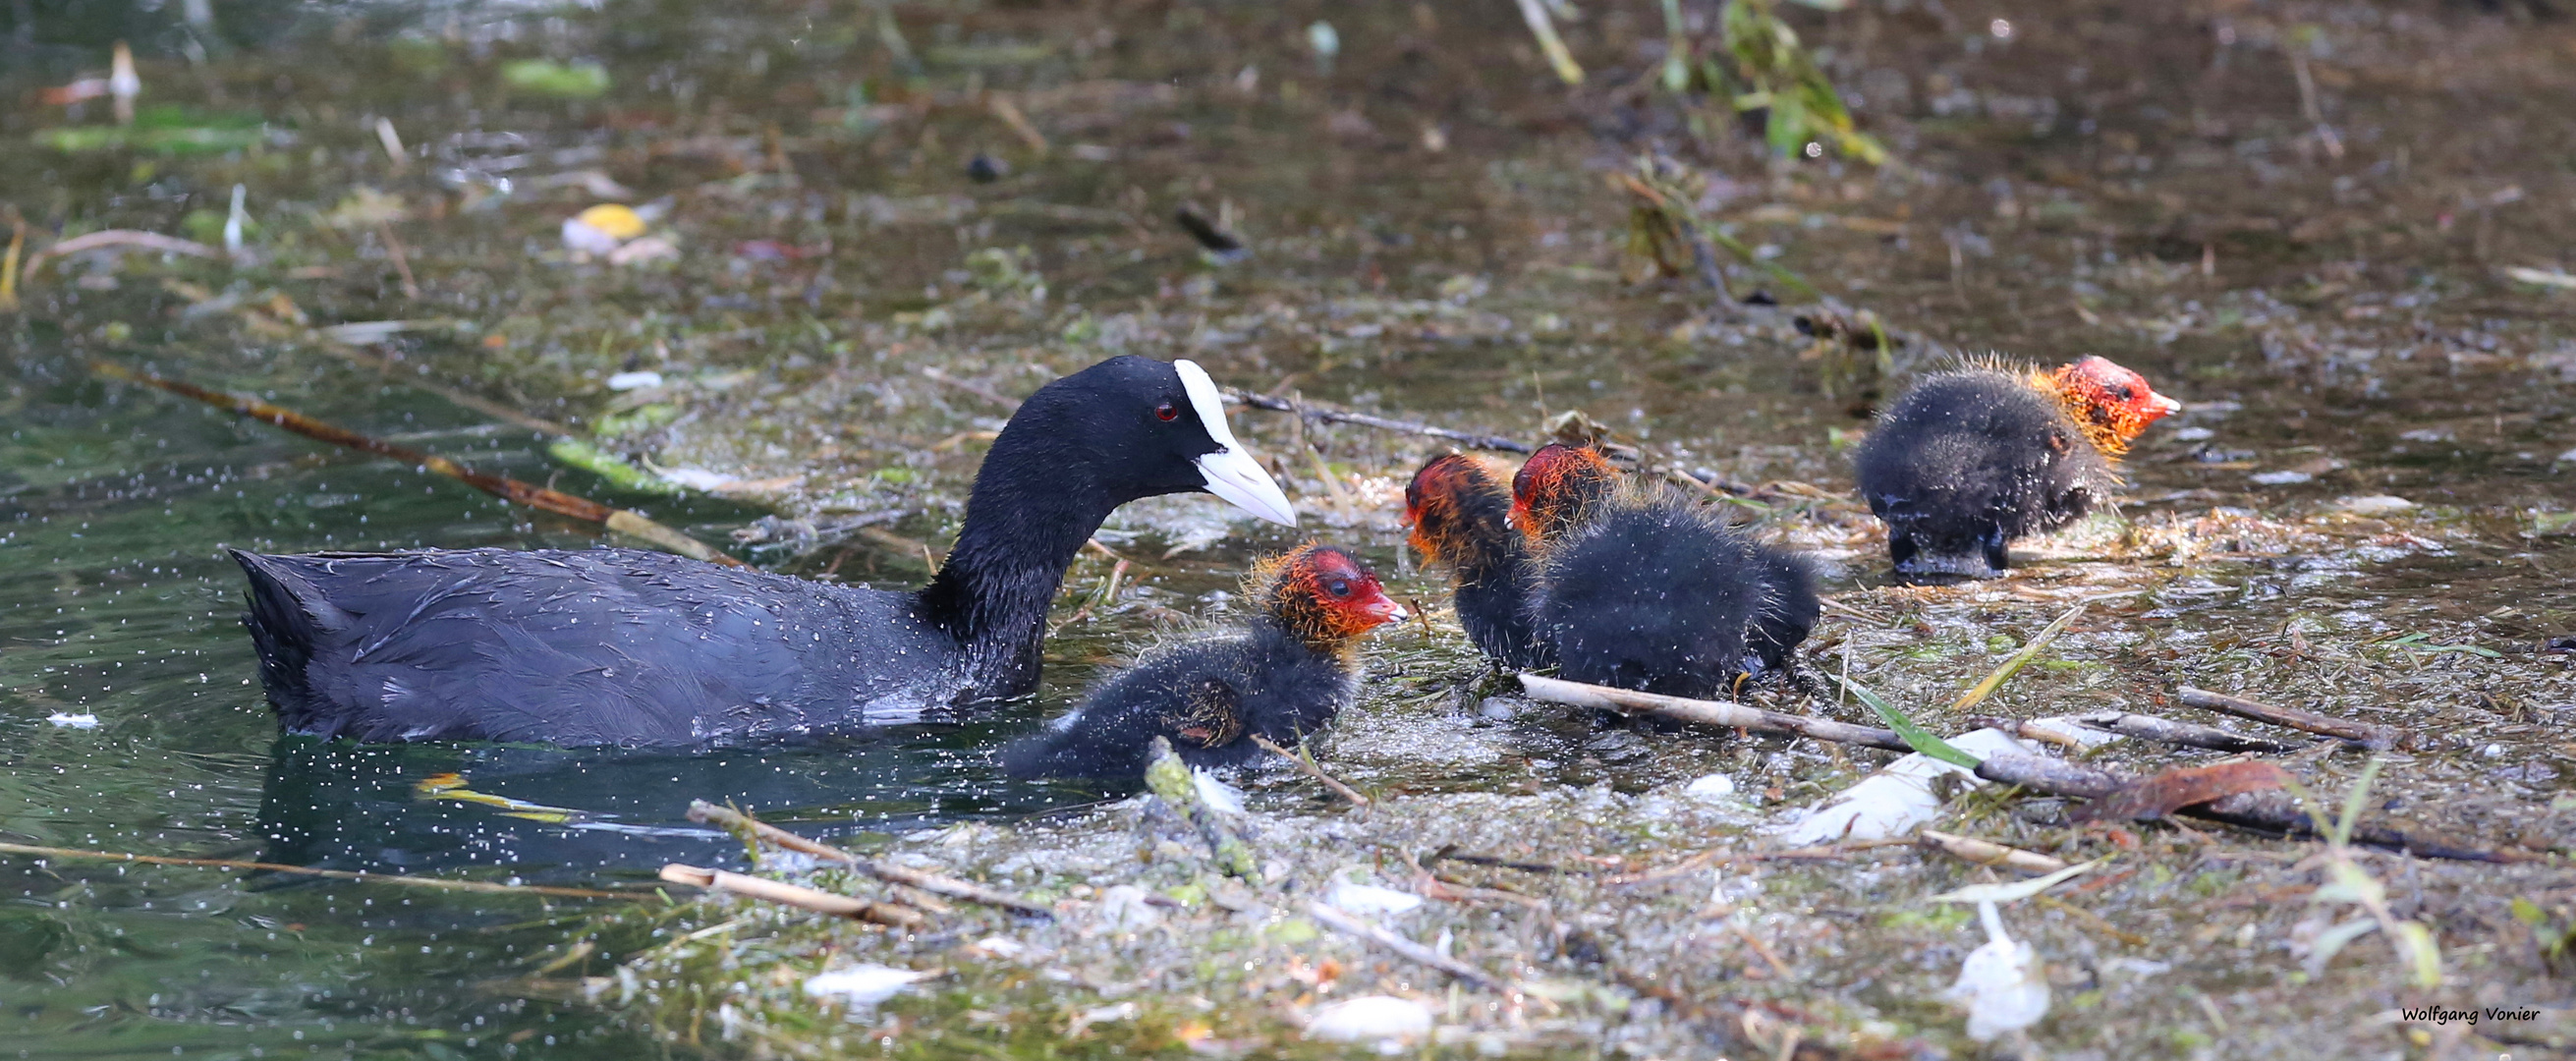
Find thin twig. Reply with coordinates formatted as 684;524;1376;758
90;361;740;567
1974;754;2519;863
2071;710;2302;754
1249;733;1370;808
1948;601;2086;713
375;220;420;300
686;801;1052;919
1607;838;1911;888
1307;900;1504;990
1518;673;1910;752
0;840;643;900
658;864;924;927
26;229;223;274
2174;687;2402;750
985;94;1049;155
1226;389;1528;453
1918;829;2068;874
920;365;1024;412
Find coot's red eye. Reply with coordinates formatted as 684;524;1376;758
1325;579;1351;598
1154;401;1180;421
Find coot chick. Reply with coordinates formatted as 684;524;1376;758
1001;544;1403;780
231;356;1298;748
1515;444;1820;697
1402;453;1546;669
1853;355;2179;580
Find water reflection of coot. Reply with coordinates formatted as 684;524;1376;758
252;723;1063;883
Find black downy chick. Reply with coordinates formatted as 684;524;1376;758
1514;445;1820;698
1402;453;1548;670
1001;544;1404;780
1853;356;2180;580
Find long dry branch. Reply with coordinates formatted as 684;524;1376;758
1973;754;2522;863
1517;673;1910;752
92;361;739;567
686;801;1053;919
2175;687;2403;750
659;864;925;926
1226;390;1531;453
0;840;642;899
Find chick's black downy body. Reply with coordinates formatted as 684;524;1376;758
1852;368;2108;580
1003;544;1398;781
999;619;1360;780
1534;489;1819;698
230;356;1296;749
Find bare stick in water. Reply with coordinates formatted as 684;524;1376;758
2175;687;2402;750
89;361;740;567
0;840;642;900
1226;389;1531;453
685;801;1052;919
658;864;925;927
1308;900;1504;990
1518;673;1911;752
1249;733;1371;808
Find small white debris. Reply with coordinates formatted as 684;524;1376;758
2250;470;2314;485
1477;697;1519;721
1773;728;2032;845
1190;768;1246;814
2168;425;2214;441
802;964;928;1009
1304;995;1432;1045
1944;901;2049;1042
654;468;739;491
2556;447;2576;464
605;370;664;391
2330;495;2414;516
966;935;1029;960
606;234;681;266
1325;881;1424;918
1928;860;2103;904
1681;773;1738;800
45;712;99;729
1095;884;1162;931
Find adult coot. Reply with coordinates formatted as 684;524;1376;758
231;357;1296;748
1852;356;2179;580
1001;543;1403;780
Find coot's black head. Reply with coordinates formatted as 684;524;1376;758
993;356;1296;526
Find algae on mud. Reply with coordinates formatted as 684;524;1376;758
5;0;2576;1057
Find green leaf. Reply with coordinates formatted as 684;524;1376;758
1837;676;1983;768
500;59;611;99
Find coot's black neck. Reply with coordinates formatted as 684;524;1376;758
917;410;1124;698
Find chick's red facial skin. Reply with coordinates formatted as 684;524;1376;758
2044;356;2182;456
1259;544;1403;648
1509;444;1619;543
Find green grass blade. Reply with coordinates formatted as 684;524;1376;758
1838;675;1983;768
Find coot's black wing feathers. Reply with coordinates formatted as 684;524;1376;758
1853;370;2108;578
1000;622;1358;780
1534;493;1772;699
233;547;953;747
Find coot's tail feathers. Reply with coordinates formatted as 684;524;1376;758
998;711;1155;781
229;549;353;732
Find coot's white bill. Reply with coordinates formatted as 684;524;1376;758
1175;360;1297;528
